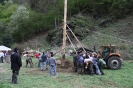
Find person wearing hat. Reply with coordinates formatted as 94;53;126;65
11;47;22;84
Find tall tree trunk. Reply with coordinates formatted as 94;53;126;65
54;0;57;29
30;0;39;11
76;0;80;13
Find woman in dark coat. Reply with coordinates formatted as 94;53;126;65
11;48;22;84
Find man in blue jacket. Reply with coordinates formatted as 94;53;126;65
11;48;22;84
77;53;84;74
48;52;57;76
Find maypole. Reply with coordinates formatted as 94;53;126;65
62;0;67;66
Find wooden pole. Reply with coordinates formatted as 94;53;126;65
62;0;67;66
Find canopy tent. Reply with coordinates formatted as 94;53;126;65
0;45;11;63
0;45;11;51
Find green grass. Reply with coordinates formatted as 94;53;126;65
0;57;133;88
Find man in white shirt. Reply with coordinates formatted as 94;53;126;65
0;52;4;63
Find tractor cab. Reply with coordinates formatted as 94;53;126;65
101;45;120;58
100;45;122;70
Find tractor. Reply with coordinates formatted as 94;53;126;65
100;45;122;70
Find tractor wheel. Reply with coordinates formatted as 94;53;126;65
107;56;122;70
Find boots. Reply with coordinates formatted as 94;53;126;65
14;73;18;84
14;76;18;84
12;73;15;83
12;72;18;84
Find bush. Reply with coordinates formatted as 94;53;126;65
2;35;13;48
119;43;128;50
7;6;56;42
69;0;133;19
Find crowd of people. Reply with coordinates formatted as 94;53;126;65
10;48;57;84
10;47;106;84
36;51;57;76
76;52;106;75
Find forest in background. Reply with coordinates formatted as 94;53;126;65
0;0;133;48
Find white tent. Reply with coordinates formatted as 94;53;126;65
0;45;11;51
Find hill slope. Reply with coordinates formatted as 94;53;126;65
81;15;133;59
16;15;133;59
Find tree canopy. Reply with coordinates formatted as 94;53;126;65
0;0;133;47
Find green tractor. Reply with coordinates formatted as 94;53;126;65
100;45;122;70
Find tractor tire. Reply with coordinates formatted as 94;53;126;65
107;56;122;70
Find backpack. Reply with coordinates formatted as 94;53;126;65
41;54;47;62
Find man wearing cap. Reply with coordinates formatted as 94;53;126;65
11;48;22;84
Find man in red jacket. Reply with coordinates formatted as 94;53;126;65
35;53;41;67
35;53;40;58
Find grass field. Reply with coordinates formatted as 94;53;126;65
0;57;133;88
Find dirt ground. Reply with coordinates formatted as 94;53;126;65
25;58;74;75
56;58;74;72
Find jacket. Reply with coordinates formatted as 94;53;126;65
49;57;56;66
77;56;84;63
11;52;22;71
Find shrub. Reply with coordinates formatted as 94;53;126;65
119;43;128;50
2;35;13;48
7;5;29;42
68;0;132;19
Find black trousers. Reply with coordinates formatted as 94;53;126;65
12;70;19;84
77;62;84;74
0;56;4;63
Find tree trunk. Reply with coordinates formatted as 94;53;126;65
54;0;57;29
76;0;80;13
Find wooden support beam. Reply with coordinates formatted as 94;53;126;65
66;32;77;55
66;24;86;53
62;0;67;66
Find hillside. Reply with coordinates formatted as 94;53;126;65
16;15;133;60
81;15;133;60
